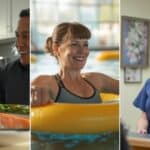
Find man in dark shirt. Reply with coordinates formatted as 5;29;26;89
0;8;29;105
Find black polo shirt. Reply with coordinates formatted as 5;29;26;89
0;59;29;104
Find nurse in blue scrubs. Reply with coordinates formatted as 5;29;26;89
133;79;150;134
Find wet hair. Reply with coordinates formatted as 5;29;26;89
19;8;30;17
45;22;91;58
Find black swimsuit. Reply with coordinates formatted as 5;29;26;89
54;74;101;103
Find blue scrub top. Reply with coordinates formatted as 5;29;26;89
133;79;150;133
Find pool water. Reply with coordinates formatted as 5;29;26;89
31;132;119;150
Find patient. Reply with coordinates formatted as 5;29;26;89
133;79;150;134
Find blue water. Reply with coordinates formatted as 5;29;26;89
31;132;119;150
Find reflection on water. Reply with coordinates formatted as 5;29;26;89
31;132;119;150
31;51;119;80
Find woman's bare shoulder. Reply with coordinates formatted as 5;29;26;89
82;72;109;80
32;74;56;85
81;72;106;89
82;72;119;93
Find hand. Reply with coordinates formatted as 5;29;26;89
137;128;147;134
137;112;148;134
31;86;53;106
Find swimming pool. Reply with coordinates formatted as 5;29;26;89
31;51;119;150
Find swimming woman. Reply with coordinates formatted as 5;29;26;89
31;22;119;105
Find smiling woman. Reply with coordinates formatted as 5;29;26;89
31;22;119;105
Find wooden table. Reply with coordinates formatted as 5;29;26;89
127;132;150;150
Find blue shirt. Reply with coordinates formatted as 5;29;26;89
133;79;150;133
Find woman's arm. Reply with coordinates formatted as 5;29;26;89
100;74;119;94
83;72;119;94
137;112;148;134
31;75;56;106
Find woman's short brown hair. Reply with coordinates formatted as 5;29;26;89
45;22;91;57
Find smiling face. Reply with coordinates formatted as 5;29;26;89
15;16;30;65
55;38;89;71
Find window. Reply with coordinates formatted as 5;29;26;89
31;0;119;50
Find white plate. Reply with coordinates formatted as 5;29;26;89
0;130;29;148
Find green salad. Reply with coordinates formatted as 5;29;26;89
0;104;29;115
